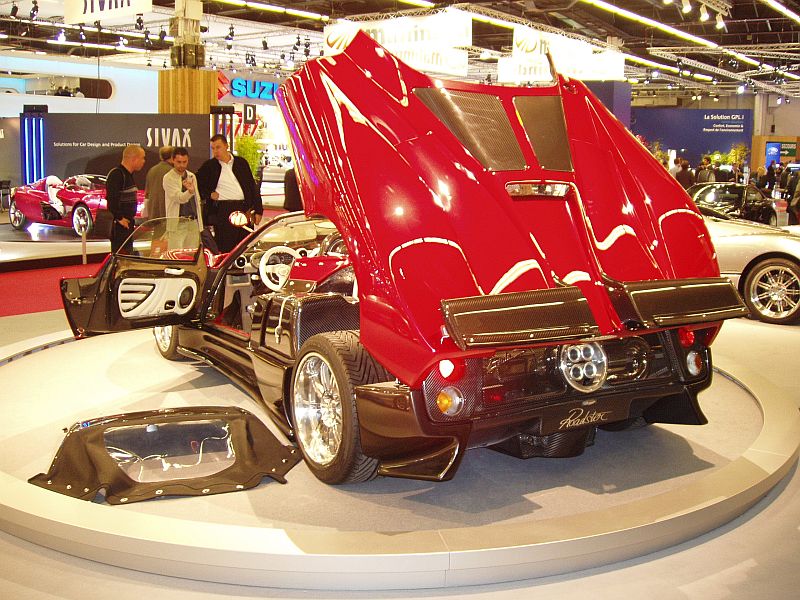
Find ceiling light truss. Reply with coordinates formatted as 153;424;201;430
0;15;175;44
648;50;799;95
648;44;800;80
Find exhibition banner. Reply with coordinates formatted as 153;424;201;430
498;26;624;83
64;0;153;25
766;142;782;166
323;11;471;77
631;108;753;166
44;114;208;187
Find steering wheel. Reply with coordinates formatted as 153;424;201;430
259;245;301;292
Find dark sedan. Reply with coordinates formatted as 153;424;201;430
687;182;778;226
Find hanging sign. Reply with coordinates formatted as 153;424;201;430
64;0;153;25
498;26;624;84
324;10;471;77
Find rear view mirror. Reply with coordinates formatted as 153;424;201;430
228;211;252;231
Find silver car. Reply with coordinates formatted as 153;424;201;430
702;206;800;324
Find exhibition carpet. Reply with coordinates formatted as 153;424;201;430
0;262;102;317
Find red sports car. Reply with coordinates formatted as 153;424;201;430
61;33;749;486
9;174;145;236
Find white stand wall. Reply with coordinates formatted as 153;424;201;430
0;54;158;116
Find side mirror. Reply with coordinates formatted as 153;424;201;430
228;210;253;232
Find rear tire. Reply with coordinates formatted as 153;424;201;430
291;331;391;484
153;325;182;360
742;258;800;324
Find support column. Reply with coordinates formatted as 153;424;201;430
158;0;216;114
158;69;217;114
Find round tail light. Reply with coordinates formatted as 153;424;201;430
436;386;466;417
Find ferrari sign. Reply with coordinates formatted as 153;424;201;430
64;0;153;25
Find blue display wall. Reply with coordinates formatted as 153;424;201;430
631;107;753;166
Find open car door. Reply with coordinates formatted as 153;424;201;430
61;217;210;337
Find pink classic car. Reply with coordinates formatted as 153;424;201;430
60;33;748;487
10;174;145;236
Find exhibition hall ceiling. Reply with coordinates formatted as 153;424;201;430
0;1;799;98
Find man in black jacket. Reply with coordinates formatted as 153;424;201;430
196;134;262;252
106;144;145;254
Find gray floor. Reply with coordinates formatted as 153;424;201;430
0;313;798;598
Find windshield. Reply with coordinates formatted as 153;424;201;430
118;217;202;261
697;205;731;220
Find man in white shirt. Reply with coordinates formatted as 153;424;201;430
162;146;201;250
196;134;263;252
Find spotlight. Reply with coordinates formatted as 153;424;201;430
662;0;673;4
262;37;268;50
651;69;660;79
79;26;86;41
713;95;719;102
135;14;144;31
225;40;232;50
117;36;127;49
715;12;725;29
787;98;792;104
681;0;692;14
711;77;718;85
56;29;66;42
143;30;151;48
699;4;709;21
29;0;38;20
10;2;18;18
737;84;745;94
777;96;784;105
159;27;166;42
95;20;102;33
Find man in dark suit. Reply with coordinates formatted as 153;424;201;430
196;134;262;252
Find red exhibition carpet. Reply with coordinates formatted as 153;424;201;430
0;262;102;317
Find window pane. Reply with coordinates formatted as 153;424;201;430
414;88;526;171
103;420;235;483
513;95;573;172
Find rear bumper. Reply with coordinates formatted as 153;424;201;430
354;370;712;482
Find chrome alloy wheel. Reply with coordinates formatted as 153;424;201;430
72;205;92;235
9;201;24;228
749;263;800;321
153;325;174;353
293;352;343;466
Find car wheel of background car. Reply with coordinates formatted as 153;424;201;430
291;331;391;484
72;204;93;236
743;258;800;324
9;200;28;231
153;325;182;360
259;245;301;291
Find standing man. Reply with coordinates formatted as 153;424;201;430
144;146;173;221
196;134;262;252
162;147;200;249
106;144;145;254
